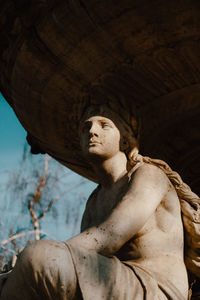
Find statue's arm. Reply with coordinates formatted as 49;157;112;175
68;164;169;256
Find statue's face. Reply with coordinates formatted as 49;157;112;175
80;115;121;160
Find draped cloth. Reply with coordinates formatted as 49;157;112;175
65;243;185;300
0;241;185;300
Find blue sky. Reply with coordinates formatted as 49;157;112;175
0;94;26;171
0;93;96;245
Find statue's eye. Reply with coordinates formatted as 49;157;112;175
101;122;110;128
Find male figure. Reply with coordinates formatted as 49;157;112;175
1;105;189;299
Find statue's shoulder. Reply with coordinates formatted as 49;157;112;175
127;161;171;197
129;161;169;182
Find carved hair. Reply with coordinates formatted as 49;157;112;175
131;152;200;280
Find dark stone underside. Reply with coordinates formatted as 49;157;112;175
0;0;200;195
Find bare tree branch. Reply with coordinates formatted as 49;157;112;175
38;180;87;220
1;230;53;246
27;155;51;240
0;246;16;255
0;143;89;267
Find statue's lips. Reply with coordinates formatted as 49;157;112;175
88;140;101;146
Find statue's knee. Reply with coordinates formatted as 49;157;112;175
2;241;78;298
18;240;53;271
19;240;70;272
17;240;76;286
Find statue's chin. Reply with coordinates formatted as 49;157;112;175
83;147;108;162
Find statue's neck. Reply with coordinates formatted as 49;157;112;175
91;152;128;188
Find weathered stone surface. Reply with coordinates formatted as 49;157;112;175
0;0;200;193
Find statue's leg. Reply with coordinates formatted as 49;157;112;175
0;240;80;300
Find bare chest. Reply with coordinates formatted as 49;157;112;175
116;190;184;260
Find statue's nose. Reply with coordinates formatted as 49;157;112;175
89;123;99;137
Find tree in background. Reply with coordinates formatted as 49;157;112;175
0;144;93;270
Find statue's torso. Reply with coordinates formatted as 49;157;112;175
81;167;188;297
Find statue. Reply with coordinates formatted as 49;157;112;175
0;104;200;299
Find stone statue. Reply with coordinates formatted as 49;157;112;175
0;104;200;299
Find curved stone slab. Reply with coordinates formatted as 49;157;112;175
0;0;200;190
